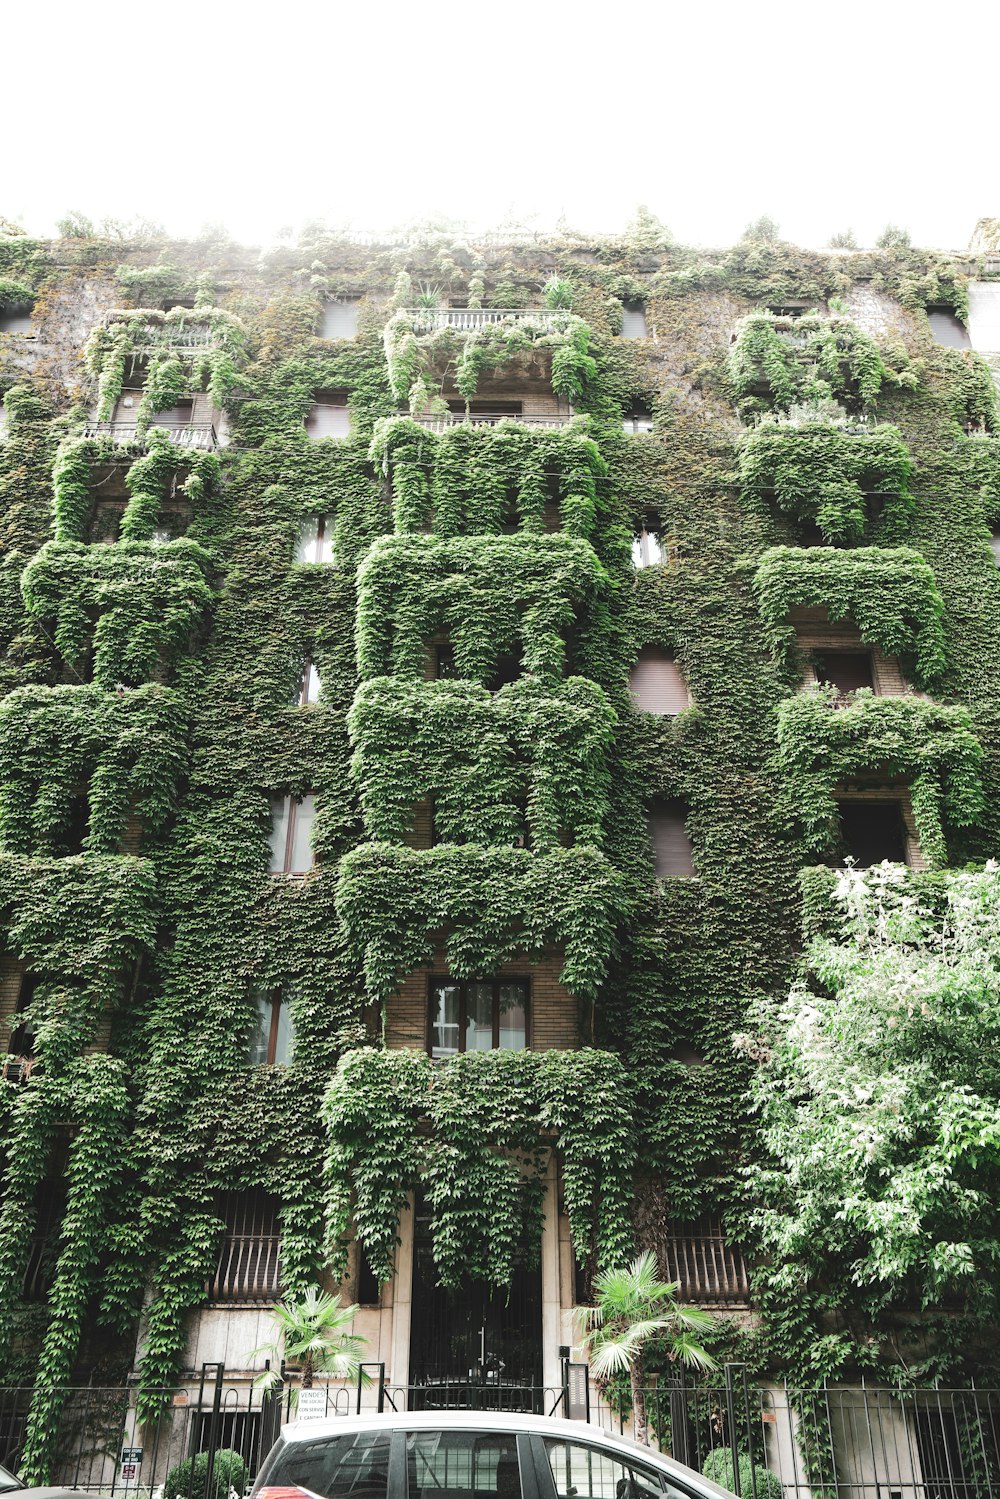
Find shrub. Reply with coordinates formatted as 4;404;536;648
701;1447;783;1498
164;1449;248;1499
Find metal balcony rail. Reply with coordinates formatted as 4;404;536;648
660;1222;751;1305
400;308;566;334
410;411;576;431
83;421;218;451
1;1055;37;1085
127;322;218;348
207;1231;281;1304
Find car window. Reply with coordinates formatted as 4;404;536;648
407;1430;522;1499
542;1438;690;1499
0;1467;19;1495
263;1429;390;1499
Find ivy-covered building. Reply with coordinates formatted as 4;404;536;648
2;214;1000;1473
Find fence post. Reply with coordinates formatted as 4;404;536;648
667;1367;692;1470
356;1364;386;1415
723;1364;742;1497
201;1363;225;1499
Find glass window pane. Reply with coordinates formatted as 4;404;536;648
268;796;291;872
317;516;334;563
288;794;316;874
295;518;319;563
407;1431;521;1499
431;982;460;1058
498;983;527;1050
467;982;494;1051
273;992;294;1064
247;990;272;1065
270;1428;390;1499
306;662;322;701
543;1440;666;1499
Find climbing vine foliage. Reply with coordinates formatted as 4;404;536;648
322;1046;635;1289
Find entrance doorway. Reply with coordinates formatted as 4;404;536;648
408;1205;542;1410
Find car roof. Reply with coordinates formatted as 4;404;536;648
276;1411;734;1498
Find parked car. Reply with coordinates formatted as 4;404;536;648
251;1410;736;1499
0;1462;91;1499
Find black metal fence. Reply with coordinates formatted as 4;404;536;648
2;1365;999;1499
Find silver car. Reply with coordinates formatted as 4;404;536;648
0;1461;89;1499
251;1410;736;1499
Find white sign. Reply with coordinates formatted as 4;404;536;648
295;1389;328;1422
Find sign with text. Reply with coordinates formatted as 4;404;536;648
295;1389;328;1421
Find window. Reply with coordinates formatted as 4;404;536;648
207;1189;281;1304
321;299;361;341
447;399;524;424
408;1431;521;1499
629;648;689;714
813;650;874;696
293;659;322;705
268;793;316;875
150;525;175;546
248;989;294;1065
490;654;521;691
990;530;1000;567
623;401;654;434
429;977;528;1058
295;514;334;564
927;308;971;350
357;1247;380;1306
632;528;663;568
0;309;33;336
305;390;350;440
648;799;695;878
266;1429;391;1499
544;1437;685;1499
8;974;38;1060
150;397;194;427
434;643;457;679
621;302;648;339
835;800;907;867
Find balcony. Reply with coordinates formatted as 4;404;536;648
127;321;217;349
399;307;565;335
82;420;218;451
409;410;576;431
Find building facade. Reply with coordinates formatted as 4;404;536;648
1;216;1000;1482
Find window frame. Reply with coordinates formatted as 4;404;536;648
427;975;530;1057
294;659;322;706
249;988;294;1066
631;527;663;568
268;792;317;877
295;514;334;564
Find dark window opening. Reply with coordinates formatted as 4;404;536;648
629;647;689;715
357;1248;380;1306
813;650;874;696
207;1189;281;1305
927;307;971;350
767;303;818;318
60;795;90;856
22;1179;65;1303
835;800;907;867
647;798;695;878
428;976;528;1058
621;303;648;339
491;654;521;691
305;390;350;441
669;1041;708;1066
8;973;38;1059
434;643;457;679
248;989;294;1066
0;309;34;336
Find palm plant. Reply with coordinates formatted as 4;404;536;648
251;1285;367;1392
579;1251;717;1445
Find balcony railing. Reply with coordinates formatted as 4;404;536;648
128;322;217;349
400;308;566;335
661;1221;750;1306
207;1232;282;1304
1;1055;37;1085
83;421;218;451
410;411;576;431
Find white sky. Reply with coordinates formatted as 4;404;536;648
5;0;998;253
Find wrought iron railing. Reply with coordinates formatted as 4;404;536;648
661;1222;751;1306
410;411;576;431
127;322;217;348
399;308;567;334
207;1232;281;1304
83;421;218;451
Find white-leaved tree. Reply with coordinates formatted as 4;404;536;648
741;861;1000;1356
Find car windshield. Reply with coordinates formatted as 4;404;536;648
0;1466;21;1494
